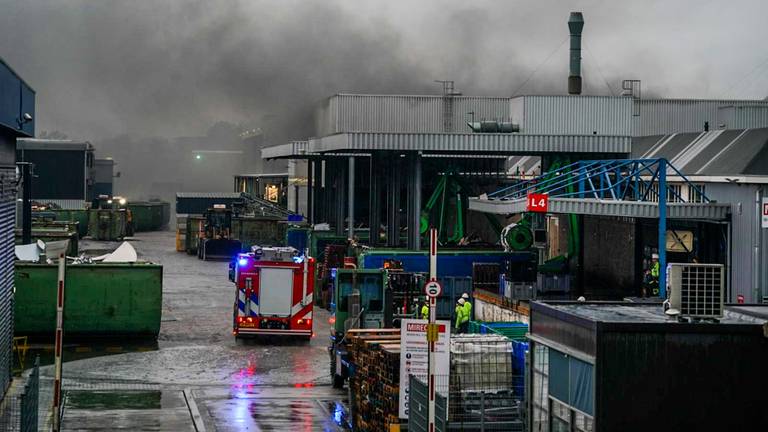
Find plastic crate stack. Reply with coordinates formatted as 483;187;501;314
346;329;401;432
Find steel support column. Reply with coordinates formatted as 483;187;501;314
335;158;346;236
307;158;314;224
348;156;355;239
369;153;381;246
658;159;667;298
386;154;401;247
407;152;422;250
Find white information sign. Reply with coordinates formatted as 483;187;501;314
398;319;451;419
762;198;768;228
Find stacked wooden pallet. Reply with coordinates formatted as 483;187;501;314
346;329;402;432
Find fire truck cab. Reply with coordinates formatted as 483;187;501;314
232;246;314;339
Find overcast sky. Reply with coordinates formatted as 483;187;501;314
1;0;767;141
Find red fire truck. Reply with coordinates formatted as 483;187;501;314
232;246;315;339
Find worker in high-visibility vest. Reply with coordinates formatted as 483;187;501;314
461;293;472;322
455;298;468;333
421;299;429;320
643;253;661;297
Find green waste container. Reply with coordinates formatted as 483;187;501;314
14;262;163;337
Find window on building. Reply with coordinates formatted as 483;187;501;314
688;184;706;203
533;343;595;432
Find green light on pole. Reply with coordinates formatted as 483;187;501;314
195;154;202;160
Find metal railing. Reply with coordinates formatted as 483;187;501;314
409;371;525;431
0;356;39;432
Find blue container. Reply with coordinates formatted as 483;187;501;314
436;276;472;321
359;250;534;278
286;228;309;252
512;340;529;397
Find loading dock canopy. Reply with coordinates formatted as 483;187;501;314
470;158;731;220
306;132;631;155
469;196;730;220
262;133;631;159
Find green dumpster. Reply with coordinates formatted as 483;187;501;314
14;262;163;337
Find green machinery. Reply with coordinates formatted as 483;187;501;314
197;207;242;261
420;171;503;244
88;209;128;241
328;268;393;388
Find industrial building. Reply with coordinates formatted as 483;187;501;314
264;90;768;303
16;138;95;209
528;301;768;431
93;158;115;197
0;55;34;407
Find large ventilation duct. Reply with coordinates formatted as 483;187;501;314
568;12;584;95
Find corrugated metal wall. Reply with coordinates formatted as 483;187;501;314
726;105;768;129
514;96;633;136
705;182;767;302
314;94;510;135
633;99;768;136
0;167;15;398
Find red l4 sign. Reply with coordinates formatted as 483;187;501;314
527;193;549;213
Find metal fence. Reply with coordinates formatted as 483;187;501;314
409;371;525;431
0;356;40;432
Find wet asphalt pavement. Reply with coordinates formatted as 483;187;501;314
38;231;348;431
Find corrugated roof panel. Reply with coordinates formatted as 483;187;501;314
706;128;768;175
308;132;631;155
175;192;243;199
261;141;309;159
468;197;730;220
17;138;90;151
684;129;743;173
648;133;700;160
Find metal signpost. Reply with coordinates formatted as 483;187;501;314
52;254;66;432
427;228;438;432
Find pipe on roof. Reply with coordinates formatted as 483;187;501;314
568;12;584;95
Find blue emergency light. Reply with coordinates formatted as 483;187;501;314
238;257;249;267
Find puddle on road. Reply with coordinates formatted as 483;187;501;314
209;397;351;431
324;400;351;430
66;390;162;410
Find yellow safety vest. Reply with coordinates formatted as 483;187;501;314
421;305;429;320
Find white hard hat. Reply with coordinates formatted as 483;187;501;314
461;293;469;299
652;253;659;259
577;296;586;302
458;298;466;305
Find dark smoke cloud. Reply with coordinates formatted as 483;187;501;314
1;0;767;199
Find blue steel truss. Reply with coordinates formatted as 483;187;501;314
486;159;709;299
488;158;709;203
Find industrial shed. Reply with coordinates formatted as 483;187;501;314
528;302;768;432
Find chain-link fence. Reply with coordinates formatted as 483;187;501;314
409;371;525;431
0;356;40;432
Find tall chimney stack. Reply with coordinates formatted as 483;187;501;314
568;12;584;95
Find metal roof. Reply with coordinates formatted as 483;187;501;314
468;196;730;220
537;302;767;325
234;172;289;178
175;192;243;199
260;141;309;159
632;128;768;175
307;132;631;155
16;139;91;151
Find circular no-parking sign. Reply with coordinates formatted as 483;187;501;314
424;280;442;298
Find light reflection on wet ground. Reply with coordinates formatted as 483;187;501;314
43;232;350;430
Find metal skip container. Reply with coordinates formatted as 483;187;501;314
14;262;162;337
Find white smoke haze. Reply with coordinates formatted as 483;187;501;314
2;0;767;199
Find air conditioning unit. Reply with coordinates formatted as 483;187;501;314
668;263;724;319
